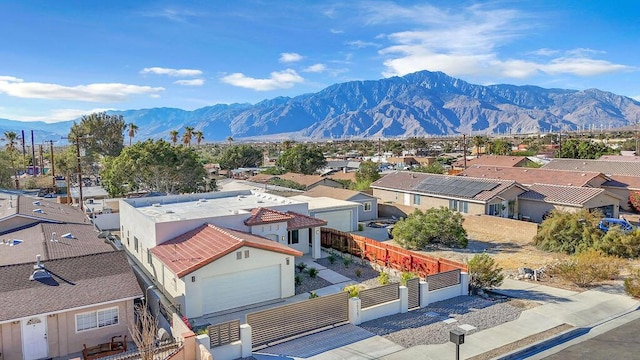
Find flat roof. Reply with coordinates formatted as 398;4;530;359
124;190;304;222
289;195;359;211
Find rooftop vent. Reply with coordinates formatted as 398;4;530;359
29;255;52;281
3;239;23;246
61;233;74;239
51;232;57;242
152;203;161;207
32;201;41;206
33;208;44;213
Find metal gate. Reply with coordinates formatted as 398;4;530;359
407;277;420;309
247;292;349;348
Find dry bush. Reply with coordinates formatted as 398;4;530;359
547;249;623;287
624;267;640;298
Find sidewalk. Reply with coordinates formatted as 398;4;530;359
375;279;639;360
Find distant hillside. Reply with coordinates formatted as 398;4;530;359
2;70;639;143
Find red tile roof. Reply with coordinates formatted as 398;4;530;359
519;184;615;206
151;224;302;277
459;165;607;187
452;155;530;168
244;208;327;230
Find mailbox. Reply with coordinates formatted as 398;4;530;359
450;329;465;345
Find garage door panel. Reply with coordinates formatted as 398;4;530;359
203;265;281;314
316;210;353;232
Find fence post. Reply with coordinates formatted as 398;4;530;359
419;280;429;308
460;272;469;296
348;297;362;325
240;324;252;358
399;286;408;314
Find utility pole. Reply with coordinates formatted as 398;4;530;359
48;140;56;189
75;138;84;212
31;130;36;177
463;134;467;169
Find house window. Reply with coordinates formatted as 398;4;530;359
413;194;421;205
363;202;372;211
76;307;119;332
449;199;469;213
488;203;501;216
288;229;299;245
449;199;458;211
236;251;242;260
134;237;139;252
244;250;250;258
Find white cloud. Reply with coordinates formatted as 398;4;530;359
141;67;203;77
220;69;304;91
304;64;327;73
174;79;205;86
0;108;115;122
0;76;164;102
375;3;633;80
346;40;379;49
330;29;344;34
140;8;203;22
279;53;304;63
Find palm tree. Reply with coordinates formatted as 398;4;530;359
127;123;139;146
169;130;179;146
183;127;194;147
226;136;233;145
194;131;204;146
3;131;19;188
472;135;485;157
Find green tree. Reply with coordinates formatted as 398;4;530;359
2;131;19;187
414;162;445;174
217;144;263;171
392;207;467;249
69;112;126;157
533;209;603;254
490;139;512;155
100;139;205;197
276;144;326;175
127;123;139;146
472;136;486;156
556;139;617;159
355;160;380;189
0;150;14;188
595;227;640;258
468;253;504;291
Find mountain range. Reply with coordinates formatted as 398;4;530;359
2;70;640;144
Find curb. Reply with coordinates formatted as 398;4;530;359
495;304;640;360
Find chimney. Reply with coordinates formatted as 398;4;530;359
35;254;42;269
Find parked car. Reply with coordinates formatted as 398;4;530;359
598;218;634;233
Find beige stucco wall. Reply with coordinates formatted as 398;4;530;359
602;186;631;211
0;300;135;359
373;189;486;215
584;193;620;218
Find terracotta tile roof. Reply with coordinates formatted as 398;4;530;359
459;166;607;187
17;196;87;224
371;171;521;201
0;251;142;322
244;208;294;225
151;224;303;277
518;184;613;206
243;207;327;229
452;155;530;168
602;175;640;190
304;185;374;201
0;223;116;266
542;159;640;177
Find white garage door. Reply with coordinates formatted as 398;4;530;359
202;265;281;314
315;210;354;232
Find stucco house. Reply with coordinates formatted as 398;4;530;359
452;155;535;170
303;185;379;221
518;184;621;222
371;172;527;218
459;165;610;188
119;190;327;317
289;195;360;232
0;193;142;360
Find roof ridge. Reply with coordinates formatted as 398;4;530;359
207;224;245;243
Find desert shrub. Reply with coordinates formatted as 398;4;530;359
377;272;390;285
296;262;307;273
624;267;640;297
533;209;602;254
295;274;302;286
400;271;417;286
328;254;336;264
343;258;351;268
343;284;363;298
306;267;319;278
547;249;622;287
595;228;640;258
468;253;504;290
355;268;362;278
308;291;319;299
392;207;467;249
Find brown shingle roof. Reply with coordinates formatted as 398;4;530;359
459;166;607;187
598;155;640;162
518;184;612;206
602;175;640;190
17;196;87;224
371;172;520;201
452;155;529;168
0;223;115;266
151;224;302;277
0;251;142;322
304;185;374;201
542;159;640;177
327;171;357;182
276;173;325;187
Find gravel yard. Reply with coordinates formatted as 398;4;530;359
359;295;528;348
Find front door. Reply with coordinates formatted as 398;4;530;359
22;316;48;360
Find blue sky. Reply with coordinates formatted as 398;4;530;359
0;0;638;122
